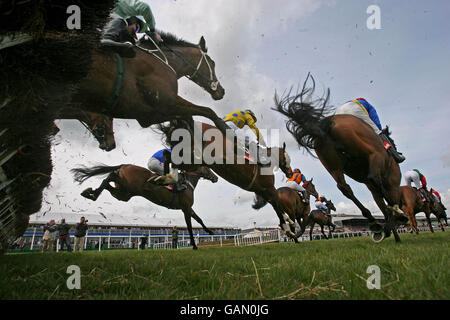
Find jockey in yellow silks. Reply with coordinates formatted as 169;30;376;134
223;109;266;147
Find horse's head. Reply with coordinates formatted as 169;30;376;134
303;178;319;199
429;190;447;225
326;199;336;212
186;36;225;100
81;112;116;151
195;166;218;183
277;142;293;178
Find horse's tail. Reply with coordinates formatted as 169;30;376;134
252;194;268;210
273;73;334;157
71;164;122;184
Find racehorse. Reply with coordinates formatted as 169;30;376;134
71;164;218;250
400;186;446;234
274;74;404;243
61;32;228;151
253;179;319;242
57;107;115;151
67;32;229;132
157;120;296;237
307;198;336;241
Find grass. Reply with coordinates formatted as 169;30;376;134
0;231;448;300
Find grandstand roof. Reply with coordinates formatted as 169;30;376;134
30;211;177;228
29;211;238;229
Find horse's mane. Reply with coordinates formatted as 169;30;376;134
140;30;198;48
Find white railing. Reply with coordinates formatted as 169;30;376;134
152;239;191;250
234;229;281;246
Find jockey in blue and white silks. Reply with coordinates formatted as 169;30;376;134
147;148;186;191
336;98;405;163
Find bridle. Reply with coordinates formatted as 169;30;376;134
79;111;112;140
186;47;219;91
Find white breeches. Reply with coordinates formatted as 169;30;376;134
315;201;328;211
404;170;422;189
286;181;305;192
148;157;178;181
336;101;381;134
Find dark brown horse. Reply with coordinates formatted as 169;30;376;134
68;32;228;132
400;186;446;234
307;198;336;240
56;107;115;151
274;75;404;243
61;33;227;151
157;120;296;237
71;164;218;250
253;179;318;242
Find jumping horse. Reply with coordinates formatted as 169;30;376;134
66;32;229;132
64;32;227;151
157;120;297;237
274;74;404;243
71;164;218;250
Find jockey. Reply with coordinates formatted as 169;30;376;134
336;98;405;163
315;196;330;216
286;168;308;203
223;109;266;148
101;14;146;57
113;0;162;42
404;169;429;202
147;148;186;191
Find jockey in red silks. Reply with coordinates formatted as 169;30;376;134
336;98;405;163
404;169;430;202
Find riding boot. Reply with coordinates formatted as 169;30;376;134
301;190;309;204
174;175;187;192
379;133;405;163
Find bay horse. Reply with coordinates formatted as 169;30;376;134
307;199;336;241
59;33;228;151
67;32;229;132
253;179;319;242
71;164;218;250
400;186;446;234
157;120;296;237
274;74;404;243
56;107;115;151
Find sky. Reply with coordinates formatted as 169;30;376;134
33;0;450;229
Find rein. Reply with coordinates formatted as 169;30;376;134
135;36;176;74
246;165;259;190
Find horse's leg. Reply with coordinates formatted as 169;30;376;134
424;206;434;233
182;208;198;250
367;185;401;242
309;221;315;241
320;224;328;239
81;172;117;201
331;171;381;232
190;208;214;235
172;96;229;134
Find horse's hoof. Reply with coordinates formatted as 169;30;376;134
371;231;385;243
80;188;94;200
193;246;198;250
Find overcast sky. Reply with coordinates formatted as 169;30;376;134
34;0;450;229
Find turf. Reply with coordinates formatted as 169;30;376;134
0;231;448;300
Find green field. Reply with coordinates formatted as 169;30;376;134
1;232;448;300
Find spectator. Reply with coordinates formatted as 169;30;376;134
41;219;57;253
74;217;88;252
57;219;72;252
140;234;148;250
172;226;179;249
